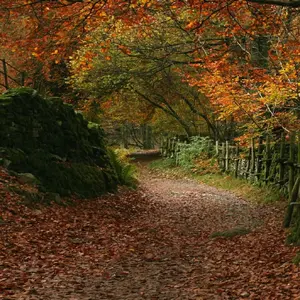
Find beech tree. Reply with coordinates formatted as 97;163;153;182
1;0;299;139
69;13;220;137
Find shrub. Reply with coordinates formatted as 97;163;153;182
177;136;215;170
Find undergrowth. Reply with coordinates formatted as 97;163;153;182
176;136;215;170
108;148;137;188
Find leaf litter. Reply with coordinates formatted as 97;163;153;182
0;164;300;299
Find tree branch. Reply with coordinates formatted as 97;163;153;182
247;0;300;7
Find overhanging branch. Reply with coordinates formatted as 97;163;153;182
247;0;300;7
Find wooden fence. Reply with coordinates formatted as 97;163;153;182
0;58;26;90
160;133;300;227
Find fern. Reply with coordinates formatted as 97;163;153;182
121;164;137;187
107;148;137;188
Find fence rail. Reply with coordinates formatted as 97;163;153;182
160;133;300;227
0;58;27;90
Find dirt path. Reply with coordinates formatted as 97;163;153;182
1;162;300;299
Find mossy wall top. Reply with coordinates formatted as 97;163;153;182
0;88;109;167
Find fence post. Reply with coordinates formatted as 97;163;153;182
221;142;225;171
2;59;9;89
171;138;176;157
284;177;300;228
265;135;271;184
279;132;285;186
161;138;164;156
166;138;170;157
288;132;296;197
225;141;229;172
250;138;256;179
159;137;163;155
257;137;263;181
215;140;219;156
246;145;251;179
234;143;239;178
175;139;180;166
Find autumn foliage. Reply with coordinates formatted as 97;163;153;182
1;2;300;298
0;1;300;138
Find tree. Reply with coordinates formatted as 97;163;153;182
247;0;300;7
182;2;300;138
1;0;299;139
69;13;219;137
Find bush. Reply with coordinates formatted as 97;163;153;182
177;136;215;170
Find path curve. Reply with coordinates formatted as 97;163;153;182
1;161;299;300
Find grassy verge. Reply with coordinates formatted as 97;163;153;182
194;173;283;204
149;158;284;204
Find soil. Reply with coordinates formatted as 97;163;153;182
1;157;300;300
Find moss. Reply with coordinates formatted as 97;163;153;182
286;210;300;245
292;252;300;265
210;227;251;239
6;149;117;197
0;88;109;165
0;88;120;198
42;162;117;197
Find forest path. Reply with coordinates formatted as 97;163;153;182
1;159;299;299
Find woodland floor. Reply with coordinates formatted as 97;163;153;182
1;157;300;299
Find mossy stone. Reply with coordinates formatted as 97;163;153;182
0;88;118;198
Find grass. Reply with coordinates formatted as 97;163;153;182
149;158;176;169
149;158;283;204
292;252;300;265
210;227;251;239
194;173;283;204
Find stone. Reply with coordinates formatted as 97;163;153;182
145;253;155;261
18;173;39;185
3;159;11;168
45;192;61;203
0;88;118;197
240;291;250;298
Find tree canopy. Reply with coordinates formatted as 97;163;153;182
1;0;300;138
